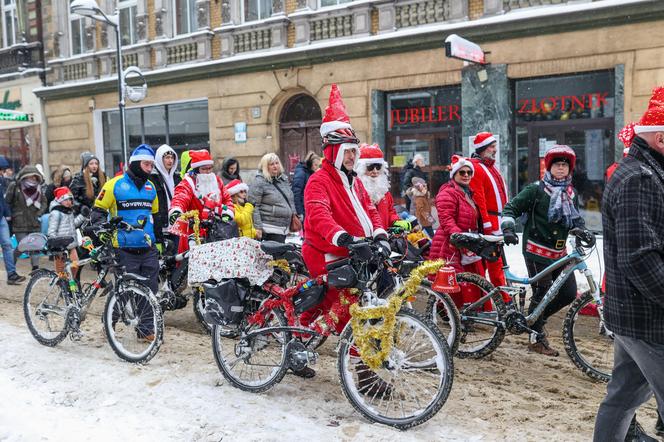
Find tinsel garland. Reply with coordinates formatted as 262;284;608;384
177;210;201;245
348;260;446;370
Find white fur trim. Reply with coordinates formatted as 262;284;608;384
450;157;474;177
336;169;373;237
190;159;213;168
634;125;664;134
320;120;352;137
477;162;506;213
335;143;359;170
227;182;248;195
372;228;387;239
483;221;492;229
332;230;346;247
473;135;496;149
130;154;154;163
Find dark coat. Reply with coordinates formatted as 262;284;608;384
429;181;480;272
0;175;10;218
150;171;181;234
220;157;240;185
402;166;428;193
602;136;664;344
291;162;314;217
5;166;46;233
70;171;103;209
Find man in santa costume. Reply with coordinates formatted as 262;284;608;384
356;143;411;230
299;85;390;388
168;150;234;251
469;132;509;298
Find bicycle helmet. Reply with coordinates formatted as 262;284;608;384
320;84;359;169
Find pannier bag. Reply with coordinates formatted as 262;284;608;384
326;259;358;288
292;283;326;313
17;233;48;253
202;279;247;325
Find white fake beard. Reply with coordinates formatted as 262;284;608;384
360;173;390;205
196;173;220;200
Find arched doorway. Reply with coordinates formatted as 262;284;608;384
279;94;322;176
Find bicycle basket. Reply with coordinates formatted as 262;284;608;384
292;284;326;313
17;233;48;253
202;279;247;325
326;259;357;288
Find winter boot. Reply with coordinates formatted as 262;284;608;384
356;363;393;399
290;367;316;379
527;334;559;357
624;416;658;442
655;414;663;437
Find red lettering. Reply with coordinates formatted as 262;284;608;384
409;108;420;123
390;109;407;128
427;106;434;123
539;96;558;112
449;105;461;121
420;107;427;122
596;92;608;108
571;95;585;111
437;106;447;121
517;99;529;114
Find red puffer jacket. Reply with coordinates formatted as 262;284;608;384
375;192;399;229
429;180;481;271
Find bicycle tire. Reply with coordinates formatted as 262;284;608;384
212;308;291;393
421;280;462;355
562;291;613;383
454;272;506;359
337;308;454;430
23;269;71;346
103;280;164;364
193;289;213;335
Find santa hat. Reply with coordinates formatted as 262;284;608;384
189;150;214;170
544;145;576;172
472;132;497;153
320;84;359;169
356;143;387;173
129;144;155;163
226;179;248;196
450;155;474;177
619;86;664;147
54;186;73;203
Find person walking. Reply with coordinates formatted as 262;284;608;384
593;87;664;442
291;151;320;223
0;156;24;284
70;152;107;209
248;153;296;243
429;155;484;308
501;145;587;356
6;165;47;271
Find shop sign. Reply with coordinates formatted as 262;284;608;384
517;92;608;114
445;34;486;65
0;90;21;110
390;105;461;128
0;110;32;122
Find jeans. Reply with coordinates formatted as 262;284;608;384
0;217;16;275
14;232;40;268
593;334;664;441
525;258;577;336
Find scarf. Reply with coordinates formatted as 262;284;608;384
20;177;42;209
542;171;580;228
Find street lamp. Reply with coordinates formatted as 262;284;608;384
70;0;128;170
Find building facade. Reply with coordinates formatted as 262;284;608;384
34;0;664;231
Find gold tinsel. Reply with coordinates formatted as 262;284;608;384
349;259;446;370
268;259;290;273
179;211;201;245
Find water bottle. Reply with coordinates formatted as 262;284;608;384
299;280;314;293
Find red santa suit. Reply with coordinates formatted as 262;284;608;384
356;144;399;229
301;85;386;333
469;132;508;297
169;150;234;252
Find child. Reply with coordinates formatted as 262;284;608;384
406;177;434;237
226;179;256;239
47;187;86;273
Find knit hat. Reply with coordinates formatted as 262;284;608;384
54;186;73;203
472;132;497;154
189;150;214;169
129;144;155;163
80;151;99;170
450;155;474;177
320;84;359;170
226;179;248;196
619;86;664;147
544;145;576;172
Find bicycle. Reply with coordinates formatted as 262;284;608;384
448;228;612;382
22;216;164;364
206;238;454;430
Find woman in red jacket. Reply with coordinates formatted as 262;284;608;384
430;155;484;308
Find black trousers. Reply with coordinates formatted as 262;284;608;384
262;233;287;243
525;258;577;336
117;247;159;336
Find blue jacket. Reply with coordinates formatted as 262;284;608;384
0;176;10;218
291;162;313;217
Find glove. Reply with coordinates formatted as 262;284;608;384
156;243;164;254
393;220;411;231
98;231;112;243
337;232;354;247
503;229;519;246
169;211;181;226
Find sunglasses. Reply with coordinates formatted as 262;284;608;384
366;163;383;171
457;170;473;177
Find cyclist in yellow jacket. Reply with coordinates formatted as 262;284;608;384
225;179;255;239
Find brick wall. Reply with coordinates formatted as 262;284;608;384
469;0;484;20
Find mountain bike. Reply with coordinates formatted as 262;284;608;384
207;239;453;430
448;228;612;382
22;217;163;364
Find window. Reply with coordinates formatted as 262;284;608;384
319;0;353;7
119;0;137;46
174;0;197;35
2;0;19;47
101;100;209;174
243;0;272;22
70;16;88;55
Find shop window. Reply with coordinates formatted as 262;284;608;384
101;100;209;174
2;0;19;47
319;0;354;7
243;0;272;22
174;0;197;35
385;86;462;197
118;0;137;46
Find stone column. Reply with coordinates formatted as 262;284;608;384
154;0;171;39
196;0;211;29
484;0;503;16
136;0;149;42
374;0;395;34
448;0;468;21
613;64;625;162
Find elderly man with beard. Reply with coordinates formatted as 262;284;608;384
169;150;234;252
356;143;411;231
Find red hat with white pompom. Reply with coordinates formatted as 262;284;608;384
450;155;474;177
226;179;248;196
54;186;73;203
189;150;214;170
619;86;664;147
472;132;497;153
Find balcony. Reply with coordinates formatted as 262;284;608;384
216;16;290;57
484;0;596;15
152;31;214;68
0;42;43;76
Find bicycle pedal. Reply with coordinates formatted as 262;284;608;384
70;330;83;341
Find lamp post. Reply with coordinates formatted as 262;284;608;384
70;0;128;169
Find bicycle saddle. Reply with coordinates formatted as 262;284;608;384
47;236;74;252
260;241;296;257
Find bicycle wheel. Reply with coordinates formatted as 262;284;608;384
103;281;163;364
193;289;213;335
337;308;453;430
23;269;71;346
563;291;613;382
454;272;506;359
212;308;291;393
421;280;461;355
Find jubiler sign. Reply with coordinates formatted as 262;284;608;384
390;105;461;128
